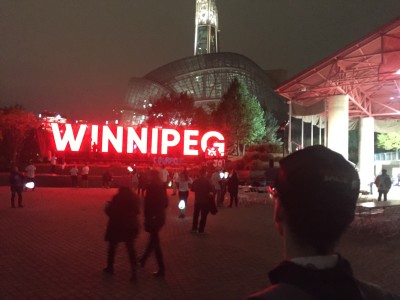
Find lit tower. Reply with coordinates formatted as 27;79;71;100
194;0;219;55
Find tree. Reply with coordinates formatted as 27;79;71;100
146;93;196;128
146;92;212;133
192;106;212;131
213;78;267;156
377;132;400;151
263;109;281;144
0;105;39;164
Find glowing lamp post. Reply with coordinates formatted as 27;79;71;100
178;200;186;210
178;199;186;219
25;182;35;189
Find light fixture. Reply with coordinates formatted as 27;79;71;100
178;200;185;210
395;69;400;75
25;182;35;189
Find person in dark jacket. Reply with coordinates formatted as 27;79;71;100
375;169;392;201
9;166;25;208
227;170;239;208
191;167;214;234
139;170;169;277
138;168;150;197
103;187;140;282
102;169;113;188
246;145;400;300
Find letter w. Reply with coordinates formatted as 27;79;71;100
51;123;87;151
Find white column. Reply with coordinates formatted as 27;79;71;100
288;101;292;153
327;95;349;159
358;117;375;191
310;115;313;146
301;117;304;148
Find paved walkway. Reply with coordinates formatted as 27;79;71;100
1;187;400;299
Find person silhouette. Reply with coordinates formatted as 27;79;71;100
139;170;169;277
9;166;25;208
103;187;140;282
247;146;400;299
375;169;392;201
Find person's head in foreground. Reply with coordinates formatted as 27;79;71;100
247;145;400;300
274;145;359;256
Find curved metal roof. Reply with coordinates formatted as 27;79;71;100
123;52;287;125
276;17;400;120
144;52;274;86
123;77;172;111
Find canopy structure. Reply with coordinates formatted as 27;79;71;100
276;17;400;121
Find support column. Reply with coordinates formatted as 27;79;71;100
288;101;292;154
327;95;349;159
358;117;375;191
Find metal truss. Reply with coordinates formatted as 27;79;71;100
276;17;400;120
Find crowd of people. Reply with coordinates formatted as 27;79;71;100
103;165;232;281
6;147;400;297
101;147;400;297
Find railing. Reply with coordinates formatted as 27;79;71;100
374;150;400;161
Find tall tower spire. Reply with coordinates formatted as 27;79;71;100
194;0;219;55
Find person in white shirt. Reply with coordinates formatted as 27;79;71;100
159;164;170;190
50;155;57;173
175;169;193;218
25;161;36;190
172;170;179;196
70;165;79;187
211;168;222;207
81;163;90;188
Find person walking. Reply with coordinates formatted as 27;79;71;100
246;145;400;300
175;169;193;218
159;164;170;190
103;187;140;282
375;169;392;201
172;170;179;196
81;163;90;188
131;169;139;192
9;166;25;208
139;170;169;277
227;170;239;208
102;169;113;188
70;165;79;187
25;160;36;190
138;168;150;197
191;167;213;234
211;168;222;207
50;154;57;174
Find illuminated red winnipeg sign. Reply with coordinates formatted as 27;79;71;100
50;123;225;157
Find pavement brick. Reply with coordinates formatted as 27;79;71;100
0;186;400;299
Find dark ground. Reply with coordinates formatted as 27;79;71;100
1;186;400;300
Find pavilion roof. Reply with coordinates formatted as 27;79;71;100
276;17;400;120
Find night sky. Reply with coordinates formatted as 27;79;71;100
1;0;400;121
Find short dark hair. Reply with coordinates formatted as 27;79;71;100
275;145;360;254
